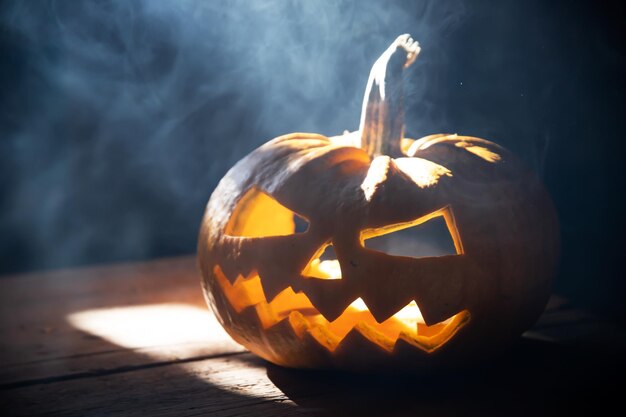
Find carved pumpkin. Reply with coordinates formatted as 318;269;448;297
198;35;559;370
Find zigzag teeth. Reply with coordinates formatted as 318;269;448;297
258;271;293;302
359;293;421;324
213;264;469;358
291;278;356;322
395;310;471;353
330;325;396;365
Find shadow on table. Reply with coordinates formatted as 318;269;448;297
2;261;622;417
6;330;622;417
262;337;624;417
1;337;305;417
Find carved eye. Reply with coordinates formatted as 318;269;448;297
362;207;464;258
225;187;309;238
302;243;342;280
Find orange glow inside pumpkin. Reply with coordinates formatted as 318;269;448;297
221;188;470;353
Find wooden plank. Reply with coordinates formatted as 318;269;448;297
0;256;237;368
0;256;201;311
1;257;625;416
528;295;626;352
0;341;246;387
1;352;307;417
0;256;245;386
2;340;624;416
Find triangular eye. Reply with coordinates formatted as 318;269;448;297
362;207;463;258
302;243;342;280
225;187;309;238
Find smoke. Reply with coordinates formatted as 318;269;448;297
0;0;466;273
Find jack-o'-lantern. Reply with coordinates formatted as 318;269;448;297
198;35;559;370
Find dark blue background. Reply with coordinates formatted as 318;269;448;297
1;0;624;322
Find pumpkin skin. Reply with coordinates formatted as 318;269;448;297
198;36;559;371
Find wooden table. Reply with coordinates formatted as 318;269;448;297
1;256;624;416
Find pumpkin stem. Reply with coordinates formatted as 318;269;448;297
358;34;420;158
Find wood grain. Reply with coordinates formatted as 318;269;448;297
0;257;212;368
1;256;625;416
2;352;307;417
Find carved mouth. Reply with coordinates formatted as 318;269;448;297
213;265;470;354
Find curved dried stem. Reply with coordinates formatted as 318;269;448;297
358;34;420;158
